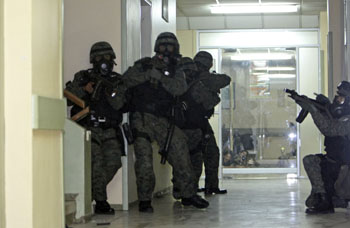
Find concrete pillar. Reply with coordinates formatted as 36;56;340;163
328;0;345;97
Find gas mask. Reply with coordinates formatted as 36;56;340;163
329;95;350;118
157;43;180;65
93;55;114;76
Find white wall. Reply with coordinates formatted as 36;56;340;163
64;0;122;84
122;0;177;203
0;0;5;226
299;48;321;177
328;0;345;97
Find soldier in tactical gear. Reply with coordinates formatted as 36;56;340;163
192;51;231;195
297;81;350;214
122;32;209;212
65;41;125;215
172;57;228;199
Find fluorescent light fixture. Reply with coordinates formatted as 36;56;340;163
253;61;267;67
257;74;295;81
268;74;295;79
252;72;266;76
211;4;298;14
231;53;293;61
253;67;296;71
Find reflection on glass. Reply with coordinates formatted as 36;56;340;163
221;47;297;169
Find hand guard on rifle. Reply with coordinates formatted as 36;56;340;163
146;67;162;81
295;99;317;112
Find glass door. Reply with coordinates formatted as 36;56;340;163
221;47;298;172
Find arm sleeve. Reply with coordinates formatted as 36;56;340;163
121;65;149;89
159;68;187;96
191;82;220;110
65;71;89;106
200;72;231;92
310;110;350;136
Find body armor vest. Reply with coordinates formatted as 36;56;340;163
129;81;173;117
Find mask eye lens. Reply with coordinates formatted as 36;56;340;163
159;45;167;52
95;56;102;62
104;54;111;61
167;45;175;53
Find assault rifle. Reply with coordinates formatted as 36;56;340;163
159;104;176;165
64;71;118;121
63;90;90;121
285;89;331;123
80;71;118;101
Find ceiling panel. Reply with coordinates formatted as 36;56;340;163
177;0;216;4
176;0;327;17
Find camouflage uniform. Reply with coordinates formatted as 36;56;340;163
172;57;229;196
123;33;208;211
299;81;350;213
65;42;125;213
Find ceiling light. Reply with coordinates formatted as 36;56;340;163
257;74;295;80
231;53;293;61
268;74;295;79
210;4;298;14
253;67;296;71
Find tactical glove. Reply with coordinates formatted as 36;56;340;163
146;67;162;81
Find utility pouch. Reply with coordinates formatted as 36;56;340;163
122;123;134;145
173;106;185;128
173;99;186;128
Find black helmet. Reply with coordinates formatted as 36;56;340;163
330;81;350;118
337;81;350;97
181;57;198;72
194;51;213;71
181;57;198;82
90;41;116;63
154;32;180;55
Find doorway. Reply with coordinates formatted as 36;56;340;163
197;29;321;177
221;47;298;172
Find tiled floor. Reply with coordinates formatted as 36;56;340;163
72;178;350;228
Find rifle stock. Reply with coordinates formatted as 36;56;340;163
71;107;90;122
64;89;86;108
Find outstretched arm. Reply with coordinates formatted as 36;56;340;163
200;72;231;92
310;110;350;137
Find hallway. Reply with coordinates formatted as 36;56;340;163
72;178;350;228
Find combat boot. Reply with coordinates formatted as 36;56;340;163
181;194;209;208
95;200;115;215
172;186;181;200
305;192;318;208
205;188;227;195
139;200;154;213
305;193;334;214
